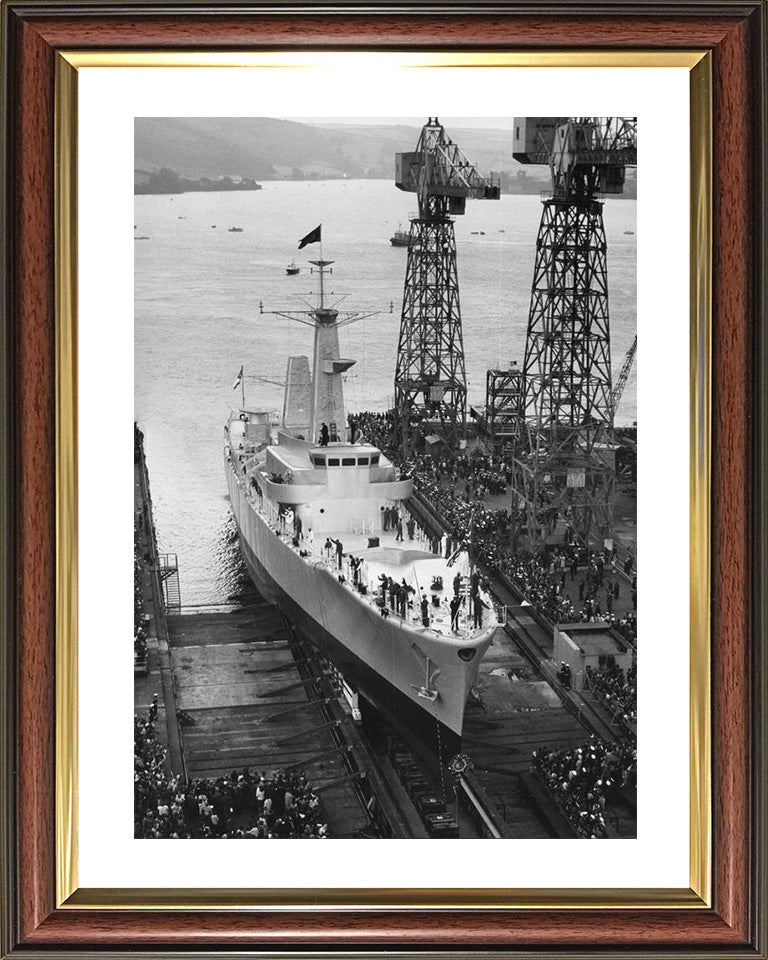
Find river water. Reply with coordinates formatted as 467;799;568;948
134;179;636;605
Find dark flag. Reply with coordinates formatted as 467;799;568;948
298;224;322;249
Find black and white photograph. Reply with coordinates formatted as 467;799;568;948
133;115;638;842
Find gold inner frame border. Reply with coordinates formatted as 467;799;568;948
54;49;712;911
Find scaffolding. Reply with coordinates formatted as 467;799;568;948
394;119;499;456
508;117;636;550
485;363;524;450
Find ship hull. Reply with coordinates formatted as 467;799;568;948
225;459;489;757
236;531;460;763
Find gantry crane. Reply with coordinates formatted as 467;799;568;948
508;117;637;549
611;334;637;417
393;118;500;455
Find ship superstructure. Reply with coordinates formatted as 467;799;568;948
225;258;497;752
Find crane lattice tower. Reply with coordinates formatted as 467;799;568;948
394;119;499;456
510;117;637;549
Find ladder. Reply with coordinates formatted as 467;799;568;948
157;553;181;613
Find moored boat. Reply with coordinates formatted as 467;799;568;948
389;224;412;247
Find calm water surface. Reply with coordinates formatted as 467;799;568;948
134;179;637;605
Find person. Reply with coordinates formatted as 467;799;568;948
390;579;401;613
319;423;329;447
472;593;489;629
148;693;159;725
395;515;404;542
295;514;303;539
453;570;463;597
398;579;409;617
323;537;333;560
335;539;344;570
389;578;399;611
406;517;415;540
470;570;481;599
382;506;391;531
420;593;430;628
450;594;462;632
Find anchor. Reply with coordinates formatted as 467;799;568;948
409;643;440;702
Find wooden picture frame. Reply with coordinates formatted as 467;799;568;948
1;1;766;955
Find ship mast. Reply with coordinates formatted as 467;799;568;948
260;258;386;443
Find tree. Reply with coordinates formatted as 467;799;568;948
148;167;182;192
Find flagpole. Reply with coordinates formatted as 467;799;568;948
241;367;246;411
319;224;324;308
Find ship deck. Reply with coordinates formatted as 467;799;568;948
251;492;500;643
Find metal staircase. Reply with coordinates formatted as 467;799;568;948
157;553;181;613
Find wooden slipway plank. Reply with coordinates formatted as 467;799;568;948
167;610;369;837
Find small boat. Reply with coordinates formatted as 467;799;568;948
286;261;300;276
211;225;217;228
135;235;151;240
389;224;412;247
624;230;635;235
228;226;244;233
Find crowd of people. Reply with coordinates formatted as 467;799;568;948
354;410;640;827
491;549;638;643
135;712;330;839
532;734;637;839
134;519;148;663
353;410;638;636
584;663;637;725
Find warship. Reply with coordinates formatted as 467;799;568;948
224;258;497;754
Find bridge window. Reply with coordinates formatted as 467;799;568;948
342;457;355;466
313;455;326;466
357;457;369;466
370;454;380;466
327;458;340;466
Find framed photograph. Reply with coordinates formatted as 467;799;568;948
1;2;766;956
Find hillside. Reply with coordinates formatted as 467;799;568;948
134;117;635;197
134;117;540;182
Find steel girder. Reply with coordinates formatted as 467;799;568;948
394;196;467;456
511;197;616;549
